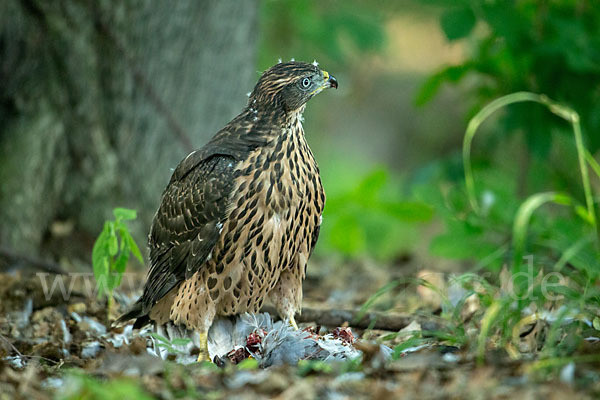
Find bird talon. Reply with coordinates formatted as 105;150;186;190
289;317;298;330
197;351;211;363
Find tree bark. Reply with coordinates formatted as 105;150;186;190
0;0;259;260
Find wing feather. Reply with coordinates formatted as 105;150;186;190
139;154;235;313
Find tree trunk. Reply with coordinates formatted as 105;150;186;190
0;0;259;261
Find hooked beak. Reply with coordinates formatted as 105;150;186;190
322;70;338;89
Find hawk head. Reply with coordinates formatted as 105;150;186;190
249;61;338;113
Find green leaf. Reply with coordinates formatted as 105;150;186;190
148;332;170;344
92;257;109;289
106;271;119;293
354;169;388;201
512;192;573;270
477;299;505;364
392;336;427;359
328;214;366;255
237;357;259;370
440;7;476;41
463;92;552;214
107;222;118;257
575;205;594;225
170;338;192;347
415;64;470;106
125;231;143;263
113;207;137;221
113;247;129;275
92;225;110;281
379;201;434;222
115;216;143;263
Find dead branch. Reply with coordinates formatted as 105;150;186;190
261;305;415;332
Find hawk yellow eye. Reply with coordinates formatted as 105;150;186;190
301;77;311;88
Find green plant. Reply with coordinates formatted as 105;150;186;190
91;208;143;309
148;332;192;355
392;336;429;359
419;92;600;270
462;92;599;287
431;93;600;365
354;91;600;372
418;0;600;153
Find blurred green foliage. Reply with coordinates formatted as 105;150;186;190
420;139;599;271
418;94;599;274
418;0;600;154
317;158;433;260
418;168;517;268
258;0;385;69
412;0;600;280
60;371;154;400
411;94;600;363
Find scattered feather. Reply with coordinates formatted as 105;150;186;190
560;362;575;384
60;319;71;344
150;313;361;367
81;340;101;358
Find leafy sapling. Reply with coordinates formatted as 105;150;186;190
92;208;143;313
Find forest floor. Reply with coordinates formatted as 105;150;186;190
1;258;598;399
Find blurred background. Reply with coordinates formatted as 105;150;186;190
1;0;599;285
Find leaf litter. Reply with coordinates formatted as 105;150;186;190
1;258;599;399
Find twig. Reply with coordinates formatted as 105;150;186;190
0;333;24;357
0;333;59;365
261;306;415;332
0;246;66;275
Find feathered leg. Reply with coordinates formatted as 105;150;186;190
169;278;216;363
268;269;303;330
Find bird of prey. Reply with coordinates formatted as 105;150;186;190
116;61;338;361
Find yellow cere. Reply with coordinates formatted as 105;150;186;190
308;70;330;95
